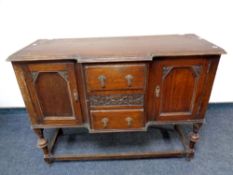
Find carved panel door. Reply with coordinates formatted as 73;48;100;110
26;62;82;125
152;57;208;121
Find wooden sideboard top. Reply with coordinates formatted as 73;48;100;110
8;34;226;63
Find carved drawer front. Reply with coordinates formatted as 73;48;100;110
89;94;144;108
91;109;144;130
85;64;147;92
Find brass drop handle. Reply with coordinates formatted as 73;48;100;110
98;75;106;88
125;117;133;127
155;85;160;98
101;117;109;128
125;74;134;87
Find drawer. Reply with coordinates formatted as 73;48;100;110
91;109;144;130
85;64;147;92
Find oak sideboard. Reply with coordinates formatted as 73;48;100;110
8;34;225;163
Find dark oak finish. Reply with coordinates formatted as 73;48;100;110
85;63;147;92
8;34;225;163
8;34;225;62
151;57;208;121
91;109;144;130
22;62;83;125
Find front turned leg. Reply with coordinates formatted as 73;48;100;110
188;123;202;159
33;128;51;164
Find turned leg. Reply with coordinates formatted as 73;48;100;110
33;128;51;164
188;123;202;159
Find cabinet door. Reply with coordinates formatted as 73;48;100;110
26;62;82;125
152;57;208;121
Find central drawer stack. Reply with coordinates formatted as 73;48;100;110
84;63;148;131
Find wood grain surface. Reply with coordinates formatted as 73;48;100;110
8;34;226;62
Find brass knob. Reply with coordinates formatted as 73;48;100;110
125;117;133;127
101;117;109;128
125;74;134;87
98;75;106;88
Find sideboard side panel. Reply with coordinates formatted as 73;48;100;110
197;55;220;119
12;62;39;124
